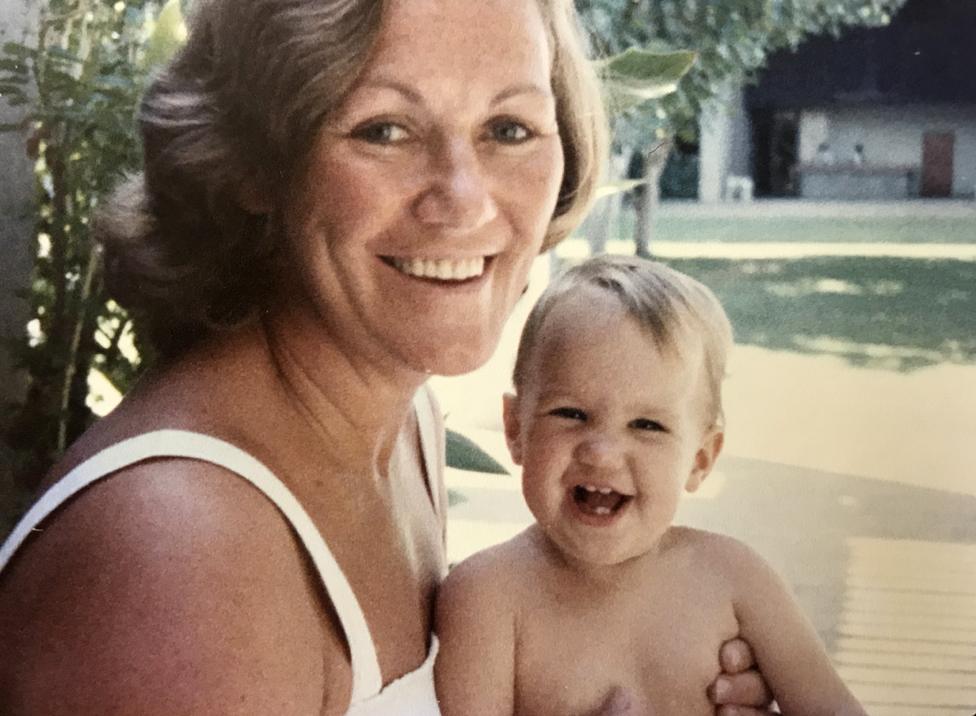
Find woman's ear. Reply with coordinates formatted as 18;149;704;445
685;428;724;493
502;392;524;466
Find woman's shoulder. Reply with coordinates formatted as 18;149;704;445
0;423;341;714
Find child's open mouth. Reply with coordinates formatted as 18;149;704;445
571;484;633;517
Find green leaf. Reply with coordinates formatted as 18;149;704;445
446;429;508;475
598;47;697;112
447;489;467;508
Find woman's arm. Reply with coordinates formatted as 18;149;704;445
720;538;867;716
0;459;344;715
434;553;517;716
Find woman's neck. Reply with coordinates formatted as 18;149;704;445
258;299;428;478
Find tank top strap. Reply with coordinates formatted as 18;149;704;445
413;384;443;518
0;429;384;703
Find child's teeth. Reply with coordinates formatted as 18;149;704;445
594;506;611;515
584;484;597;493
598;487;612;494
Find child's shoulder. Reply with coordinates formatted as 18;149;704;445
441;527;544;600
664;526;771;579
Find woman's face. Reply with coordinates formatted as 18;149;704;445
282;0;565;377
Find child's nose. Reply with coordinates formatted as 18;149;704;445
574;434;625;471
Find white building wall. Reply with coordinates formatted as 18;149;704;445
699;83;752;202
799;111;830;163
825;104;976;196
0;0;38;407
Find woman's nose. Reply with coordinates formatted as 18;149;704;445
574;433;625;471
412;137;498;232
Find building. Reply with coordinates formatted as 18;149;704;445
700;0;976;201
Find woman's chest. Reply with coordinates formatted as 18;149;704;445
514;579;739;716
307;469;444;688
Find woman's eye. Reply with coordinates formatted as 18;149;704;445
631;418;666;433
489;119;532;144
549;407;586;421
351;122;409;145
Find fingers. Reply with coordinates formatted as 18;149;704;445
708;670;774;709
716;707;780;716
591;686;637;716
718;638;757;674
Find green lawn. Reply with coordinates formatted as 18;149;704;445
664;256;976;371
618;215;976;244
574;211;976;371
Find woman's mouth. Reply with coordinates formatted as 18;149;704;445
571;484;633;517
383;255;487;281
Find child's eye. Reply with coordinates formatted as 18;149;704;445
630;418;667;433
549;406;586;421
351;121;410;145
488;118;533;144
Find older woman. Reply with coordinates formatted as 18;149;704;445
0;0;773;713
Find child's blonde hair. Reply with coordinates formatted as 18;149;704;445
513;255;734;427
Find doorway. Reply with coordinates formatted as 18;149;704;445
921;132;954;197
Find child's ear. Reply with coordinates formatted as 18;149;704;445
502;392;524;466
685;428;724;493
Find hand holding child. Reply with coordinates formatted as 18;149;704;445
591;639;776;716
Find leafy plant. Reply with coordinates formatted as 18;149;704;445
0;0;182;492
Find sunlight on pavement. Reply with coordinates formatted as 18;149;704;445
835;538;976;715
722;345;976;497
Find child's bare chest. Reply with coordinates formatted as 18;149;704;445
513;572;739;716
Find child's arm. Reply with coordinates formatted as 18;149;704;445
434;552;517;716
720;537;867;716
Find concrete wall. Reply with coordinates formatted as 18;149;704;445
814;104;976;196
699;84;753;202
798;111;830;164
0;0;38;407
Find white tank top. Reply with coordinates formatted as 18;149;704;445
0;391;444;715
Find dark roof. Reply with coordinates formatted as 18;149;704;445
747;0;976;109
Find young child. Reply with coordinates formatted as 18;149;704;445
434;255;866;716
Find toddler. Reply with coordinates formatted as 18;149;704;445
434;255;866;716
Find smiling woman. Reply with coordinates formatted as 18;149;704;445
0;0;773;714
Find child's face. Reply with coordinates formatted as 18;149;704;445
504;287;723;567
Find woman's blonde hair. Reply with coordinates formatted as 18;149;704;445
97;0;607;355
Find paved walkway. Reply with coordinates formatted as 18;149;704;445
657;199;976;220
555;238;976;260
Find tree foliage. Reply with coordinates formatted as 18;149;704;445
0;0;180;490
574;0;908;257
579;0;908;142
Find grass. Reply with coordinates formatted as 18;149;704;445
667;257;976;371
574;211;976;372
617;214;976;244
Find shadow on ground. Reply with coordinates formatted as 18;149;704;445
665;257;976;372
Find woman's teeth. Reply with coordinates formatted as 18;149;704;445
390;256;485;281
